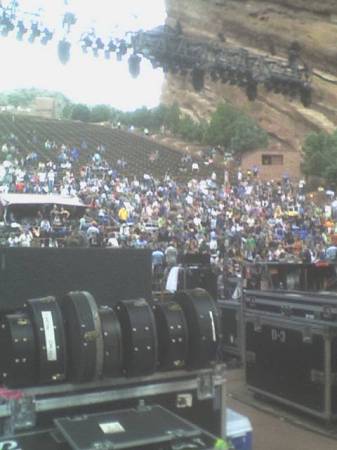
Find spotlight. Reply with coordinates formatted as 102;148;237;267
81;34;93;53
128;53;141;78
41;28;53;46
288;40;301;67
93;37;104;57
300;83;312;107
63;12;77;33
28;22;40;43
16;20;27;41
117;39;127;61
107;39;117;52
246;81;257;101
0;14;14;37
104;39;117;59
162;62;169;73
191;67;205;91
58;39;71;65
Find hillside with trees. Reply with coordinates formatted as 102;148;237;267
0;88;268;156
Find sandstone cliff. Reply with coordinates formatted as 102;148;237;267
161;0;337;177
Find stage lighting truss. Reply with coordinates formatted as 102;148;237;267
0;4;313;106
131;25;313;107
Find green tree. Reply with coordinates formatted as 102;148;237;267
151;104;169;129
90;104;111;123
127;107;153;129
302;130;337;185
178;114;205;142
163;103;181;134
7;92;25;107
204;103;268;154
62;103;73;119
71;104;91;122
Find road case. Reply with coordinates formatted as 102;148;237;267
0;366;227;443
0;404;221;450
244;311;337;420
218;300;241;360
244;289;337;321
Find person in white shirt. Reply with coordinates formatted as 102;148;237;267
7;233;19;247
18;229;33;247
107;233;119;248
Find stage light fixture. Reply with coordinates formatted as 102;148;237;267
300;84;312;107
28;22;40;43
0;13;14;37
63;12;77;33
104;39;117;59
58;39;71;65
191;67;205;91
41;28;53;45
93;37;104;57
16;20;27;41
117;39;127;61
128;53;141;78
246;81;257;101
81;34;93;53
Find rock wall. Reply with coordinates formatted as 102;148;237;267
162;0;337;178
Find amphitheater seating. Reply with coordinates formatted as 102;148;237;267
0;113;222;181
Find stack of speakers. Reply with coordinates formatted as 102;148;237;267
0;288;220;388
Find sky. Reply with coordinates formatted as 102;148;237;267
0;0;167;110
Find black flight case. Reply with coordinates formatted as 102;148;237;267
243;289;337;421
0;366;227;450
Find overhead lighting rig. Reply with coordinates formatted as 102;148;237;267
131;25;313;107
0;3;313;105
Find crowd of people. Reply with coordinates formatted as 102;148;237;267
1;130;337;278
